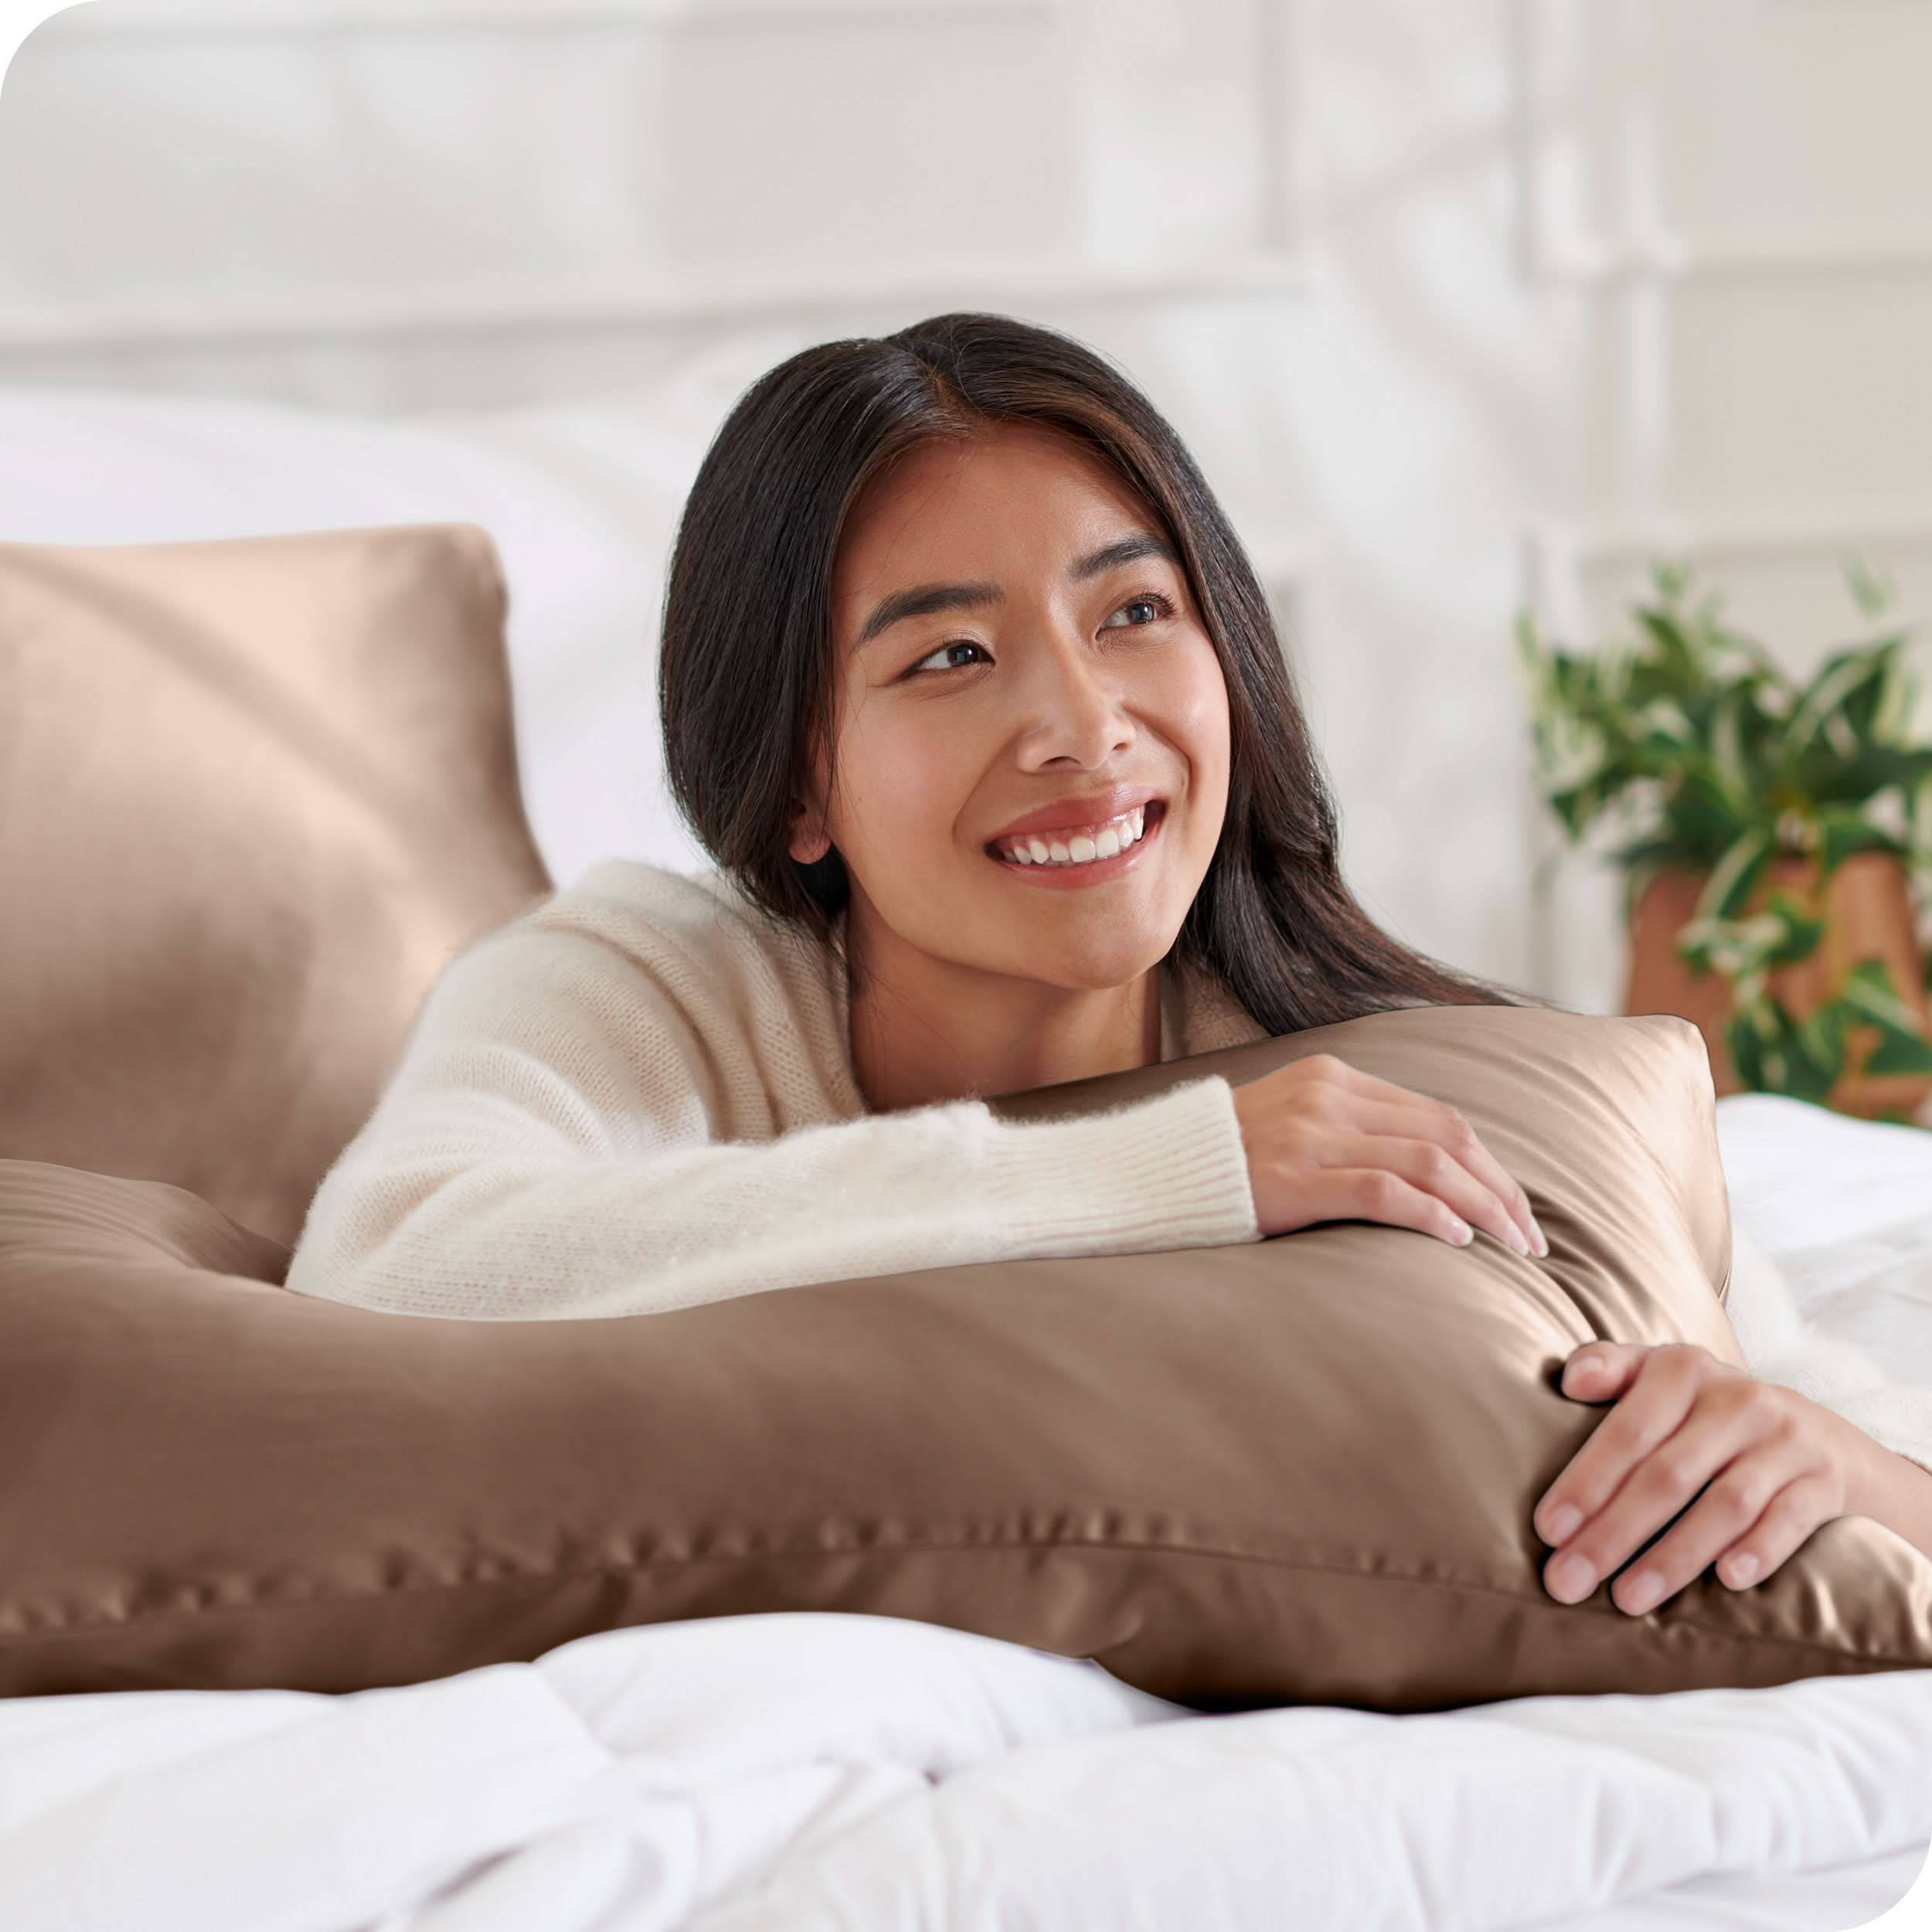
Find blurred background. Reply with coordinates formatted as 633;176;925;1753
4;0;1931;1022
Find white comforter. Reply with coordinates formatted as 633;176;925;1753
3;1092;1930;1932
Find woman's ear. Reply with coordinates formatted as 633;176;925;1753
789;730;834;865
787;798;832;866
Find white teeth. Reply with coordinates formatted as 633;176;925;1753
998;804;1149;867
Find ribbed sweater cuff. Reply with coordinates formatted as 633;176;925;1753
983;1073;1260;1253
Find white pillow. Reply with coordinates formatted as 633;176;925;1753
0;331;817;888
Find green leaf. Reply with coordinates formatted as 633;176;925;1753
1807;742;1932;808
1694;825;1774;921
1631;604;1713;701
1706;682;1760;808
1607;829;1689;872
1838;957;1932;1043
1709;621;1793;692
1651;557;1694;604
1781;1015;1842;1102
1795;998;1851;1077
1678;907;1787;978
1634;696;1699;748
1722;991;1832;1101
1910;772;1932;878
1662;768;1759;859
1835;958;1932;1077
1815;802;1908;875
1843;553;1897;623
1863;1028;1932;1076
1778;646;1896;771
1726;1008;1766;1091
1842;634;1913;742
1513;610;1554;692
1874;655;1923;747
1760;888;1827;964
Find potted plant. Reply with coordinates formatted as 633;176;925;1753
1515;557;1932;1127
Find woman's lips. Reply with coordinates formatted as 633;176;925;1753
985;798;1166;885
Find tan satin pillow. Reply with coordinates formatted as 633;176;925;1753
0;525;554;1249
2;1005;1927;1707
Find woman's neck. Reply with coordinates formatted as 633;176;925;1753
844;940;1167;1113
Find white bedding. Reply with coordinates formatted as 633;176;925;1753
2;1090;1930;1932
0;370;809;891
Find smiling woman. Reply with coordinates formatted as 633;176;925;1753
284;310;1571;1326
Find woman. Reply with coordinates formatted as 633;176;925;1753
284;311;1931;1611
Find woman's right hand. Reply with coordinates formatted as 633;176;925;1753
1230;1053;1548;1257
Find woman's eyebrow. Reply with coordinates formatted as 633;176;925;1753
852;529;1182;654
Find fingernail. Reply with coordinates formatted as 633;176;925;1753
1621;1570;1663;1614
1726;1553;1759;1587
1549;1553;1594;1602
1506;1224;1530;1255
1532;1221;1550;1257
1544;1503;1581;1544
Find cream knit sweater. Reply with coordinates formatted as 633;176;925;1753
282;855;1932;1482
282;858;1271;1322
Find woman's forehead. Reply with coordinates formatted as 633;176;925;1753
834;430;1153;608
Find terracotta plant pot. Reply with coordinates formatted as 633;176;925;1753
1623;849;1932;1122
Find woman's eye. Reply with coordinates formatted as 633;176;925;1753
902;591;1175;680
1105;593;1175;628
904;640;991;679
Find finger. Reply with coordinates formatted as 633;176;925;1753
1592;1406;1785;1615
1611;1461;1836;1616
1532;1345;1706;1594
1345;1096;1546;1258
1327;1166;1480;1248
1556;1341;1645;1406
1321;1082;1546;1259
1540;1361;1765;1609
1535;1344;1651;1543
1713;1468;1845;1593
1329;1123;1536;1260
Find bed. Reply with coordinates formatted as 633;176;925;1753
2;388;1928;1932
0;1092;1923;1930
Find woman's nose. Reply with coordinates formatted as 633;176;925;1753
1019;686;1134;764
1015;630;1130;718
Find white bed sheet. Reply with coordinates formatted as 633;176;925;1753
2;1111;1929;1932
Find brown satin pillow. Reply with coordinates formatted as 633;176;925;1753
2;1005;1929;1708
0;525;554;1249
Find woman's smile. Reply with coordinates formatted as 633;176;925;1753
984;798;1168;889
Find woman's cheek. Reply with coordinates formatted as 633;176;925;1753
854;718;980;853
1158;646;1232;818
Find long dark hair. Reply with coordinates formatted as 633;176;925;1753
659;310;1567;1036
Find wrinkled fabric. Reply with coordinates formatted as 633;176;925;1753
0;1612;1924;1932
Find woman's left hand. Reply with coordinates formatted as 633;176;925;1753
1534;1340;1871;1616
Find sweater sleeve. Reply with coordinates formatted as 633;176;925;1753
281;913;1263;1321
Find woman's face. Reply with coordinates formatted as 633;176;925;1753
792;421;1232;999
